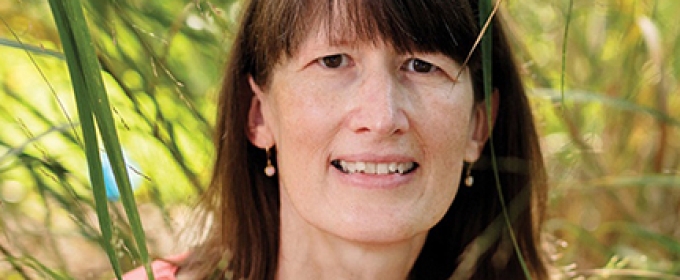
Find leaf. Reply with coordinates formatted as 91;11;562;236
46;0;153;279
0;37;65;60
531;88;680;128
479;0;531;278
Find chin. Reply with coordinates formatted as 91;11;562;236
328;217;430;245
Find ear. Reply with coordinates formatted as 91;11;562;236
464;89;499;162
246;76;275;149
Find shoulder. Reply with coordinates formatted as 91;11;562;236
121;253;188;280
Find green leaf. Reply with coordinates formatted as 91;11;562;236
46;0;153;279
531;88;680;128
479;0;531;278
0;37;65;60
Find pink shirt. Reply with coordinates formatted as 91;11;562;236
121;254;187;280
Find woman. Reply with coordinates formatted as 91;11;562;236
124;0;548;279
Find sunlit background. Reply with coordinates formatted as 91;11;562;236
0;0;678;278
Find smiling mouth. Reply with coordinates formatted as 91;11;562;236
331;160;419;175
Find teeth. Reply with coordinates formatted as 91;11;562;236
376;164;388;174
388;162;397;173
333;160;416;175
365;163;376;174
346;163;357;173
397;163;410;174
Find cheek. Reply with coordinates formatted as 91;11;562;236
415;87;473;199
268;80;341;175
274;81;340;137
409;80;475;139
418;93;474;159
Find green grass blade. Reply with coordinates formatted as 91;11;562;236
47;0;153;279
0;244;33;279
599;222;680;255
576;268;680;279
551;175;680;194
560;0;574;106
0;123;73;163
1;18;79;142
531;88;680;128
46;1;123;278
21;255;73;280
479;0;531;278
0;37;65;60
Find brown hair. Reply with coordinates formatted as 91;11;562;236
181;0;548;279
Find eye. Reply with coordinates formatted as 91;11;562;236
318;54;350;68
403;58;439;73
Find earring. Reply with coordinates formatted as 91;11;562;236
464;162;474;187
264;147;276;177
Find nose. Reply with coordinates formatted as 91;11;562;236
347;68;410;136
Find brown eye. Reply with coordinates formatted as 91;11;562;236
318;54;348;68
404;58;438;73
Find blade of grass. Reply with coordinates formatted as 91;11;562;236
20;255;71;280
478;0;531;278
551;175;680;194
1;18;78;144
0;123;74;163
47;1;122;278
454;186;532;278
47;1;153;279
0;244;32;280
531;88;680;128
0;37;66;60
560;0;574;106
576;269;680;279
598;222;680;255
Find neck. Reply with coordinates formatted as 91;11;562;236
276;200;427;280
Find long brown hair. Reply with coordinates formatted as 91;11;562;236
181;0;548;279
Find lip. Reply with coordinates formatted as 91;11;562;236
330;154;418;189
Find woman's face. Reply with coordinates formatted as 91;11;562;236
247;28;492;244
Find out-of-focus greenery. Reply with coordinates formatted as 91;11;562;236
504;1;680;278
1;1;237;278
0;0;678;279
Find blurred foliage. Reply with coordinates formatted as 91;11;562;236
504;0;680;278
0;0;678;279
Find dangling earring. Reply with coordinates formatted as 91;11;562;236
464;162;474;187
264;147;276;177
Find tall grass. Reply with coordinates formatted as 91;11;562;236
1;0;235;278
0;0;678;279
48;0;155;278
504;0;680;277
